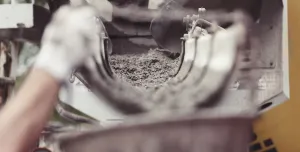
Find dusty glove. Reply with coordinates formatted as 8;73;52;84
34;5;101;82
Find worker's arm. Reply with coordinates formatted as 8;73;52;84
0;6;100;152
0;69;60;152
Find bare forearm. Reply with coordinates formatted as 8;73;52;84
0;69;60;152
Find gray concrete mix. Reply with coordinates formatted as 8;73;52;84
109;49;180;89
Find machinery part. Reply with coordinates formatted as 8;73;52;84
150;0;290;113
75;10;254;116
0;4;260;151
50;14;256;151
150;0;185;53
0;0;257;119
0;0;34;29
55;102;99;125
105;0;262;54
163;0;262;21
0;41;12;104
0;4;51;44
0;0;287;150
150;0;257;53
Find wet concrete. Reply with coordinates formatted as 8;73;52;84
109;49;180;89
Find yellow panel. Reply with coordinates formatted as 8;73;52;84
252;0;300;151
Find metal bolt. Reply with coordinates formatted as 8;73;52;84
69;74;75;83
198;7;206;13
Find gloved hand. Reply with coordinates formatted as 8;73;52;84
34;5;101;82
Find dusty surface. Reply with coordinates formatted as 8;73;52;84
109;49;180;89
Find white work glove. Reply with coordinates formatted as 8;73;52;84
34;5;101;82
